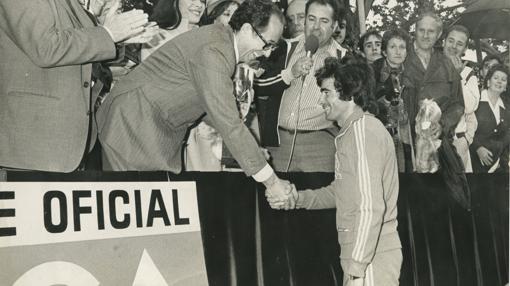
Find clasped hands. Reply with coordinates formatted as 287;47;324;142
264;176;298;210
102;0;159;44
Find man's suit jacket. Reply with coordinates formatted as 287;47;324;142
97;24;268;175
0;0;116;171
403;48;465;138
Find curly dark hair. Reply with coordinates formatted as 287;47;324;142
381;28;410;54
229;0;285;33
483;64;509;90
315;55;378;114
358;29;382;52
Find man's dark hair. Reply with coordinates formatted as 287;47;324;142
381;28;410;54
229;0;285;32
445;24;471;43
358;29;382;52
315;55;378;114
305;0;343;24
483;64;509;90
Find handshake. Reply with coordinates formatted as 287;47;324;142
264;174;299;210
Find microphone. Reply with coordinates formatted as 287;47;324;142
304;35;319;58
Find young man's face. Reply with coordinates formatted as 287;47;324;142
443;30;468;58
304;3;337;47
319;77;347;122
363;34;382;63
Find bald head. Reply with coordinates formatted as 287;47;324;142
286;0;306;38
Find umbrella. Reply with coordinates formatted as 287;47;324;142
452;0;510;40
438;139;471;211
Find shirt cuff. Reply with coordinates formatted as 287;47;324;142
281;68;296;85
252;164;274;182
295;189;313;209
101;26;115;42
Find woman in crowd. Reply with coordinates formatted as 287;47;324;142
142;0;205;60
479;54;503;88
359;29;382;64
372;28;413;172
470;64;510;173
202;0;239;26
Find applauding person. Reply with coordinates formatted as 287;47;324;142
269;56;402;285
0;0;148;172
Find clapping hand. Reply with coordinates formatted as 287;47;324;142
123;22;160;44
102;0;149;43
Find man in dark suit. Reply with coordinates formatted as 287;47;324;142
0;0;148;172
97;0;294;200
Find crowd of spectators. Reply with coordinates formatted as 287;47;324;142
0;0;508;175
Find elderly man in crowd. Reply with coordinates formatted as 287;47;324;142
285;0;306;40
0;0;148;172
443;25;480;172
403;11;464;150
256;0;347;172
97;0;294;199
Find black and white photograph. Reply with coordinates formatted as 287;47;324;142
0;0;508;285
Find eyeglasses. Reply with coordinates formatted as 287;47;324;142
250;24;278;51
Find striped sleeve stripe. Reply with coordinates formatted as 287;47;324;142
255;79;283;87
352;117;374;262
254;74;282;83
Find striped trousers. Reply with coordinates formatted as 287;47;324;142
342;248;402;286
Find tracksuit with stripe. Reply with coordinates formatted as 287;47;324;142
296;109;402;285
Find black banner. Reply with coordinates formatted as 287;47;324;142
4;171;508;286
